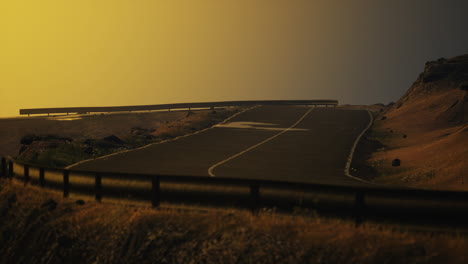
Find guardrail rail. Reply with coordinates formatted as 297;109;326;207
19;100;338;116
2;157;468;228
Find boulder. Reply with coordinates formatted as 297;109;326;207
392;159;401;167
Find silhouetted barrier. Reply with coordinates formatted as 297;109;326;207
19;100;338;116
4;157;468;228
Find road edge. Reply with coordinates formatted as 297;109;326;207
344;110;376;184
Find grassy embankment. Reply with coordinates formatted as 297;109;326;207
1;179;468;264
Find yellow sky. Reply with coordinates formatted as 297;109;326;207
1;1;467;117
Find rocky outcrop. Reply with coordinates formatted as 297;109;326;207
392;54;468;126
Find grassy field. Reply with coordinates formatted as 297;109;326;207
1;179;468;264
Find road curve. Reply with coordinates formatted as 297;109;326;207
70;105;371;186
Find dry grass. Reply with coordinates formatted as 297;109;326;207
368;89;468;190
1;179;468;264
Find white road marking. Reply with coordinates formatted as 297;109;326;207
215;121;309;131
208;107;314;177
344;110;375;183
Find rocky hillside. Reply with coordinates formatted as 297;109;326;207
394;54;468;126
365;54;468;190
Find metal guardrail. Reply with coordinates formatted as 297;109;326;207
2;157;468;227
19;100;338;116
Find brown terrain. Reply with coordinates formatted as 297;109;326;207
356;55;468;190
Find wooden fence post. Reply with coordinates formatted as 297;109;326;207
95;173;102;202
1;157;6;178
63;170;70;198
354;191;366;227
39;168;45;187
8;160;13;178
152;176;160;208
249;184;260;214
24;165;30;184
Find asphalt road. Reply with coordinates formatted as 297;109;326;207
70;105;371;186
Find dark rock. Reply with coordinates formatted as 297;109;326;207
380;116;387;120
392;159;401;167
403;134;407;138
41;199;58;211
75;200;85;205
102;135;124;144
379;108;384;112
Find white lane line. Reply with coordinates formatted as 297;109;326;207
208;107;314;177
344;110;375;183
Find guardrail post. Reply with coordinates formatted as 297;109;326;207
24;165;30;184
354;191;366;227
8;160;14;178
152;176;160;208
95;173;102;202
39;168;45;187
63;170;70;198
1;157;6;178
1;157;8;178
249;184;260;214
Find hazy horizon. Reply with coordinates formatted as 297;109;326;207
2;0;468;117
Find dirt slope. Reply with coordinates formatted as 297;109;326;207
366;54;468;190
